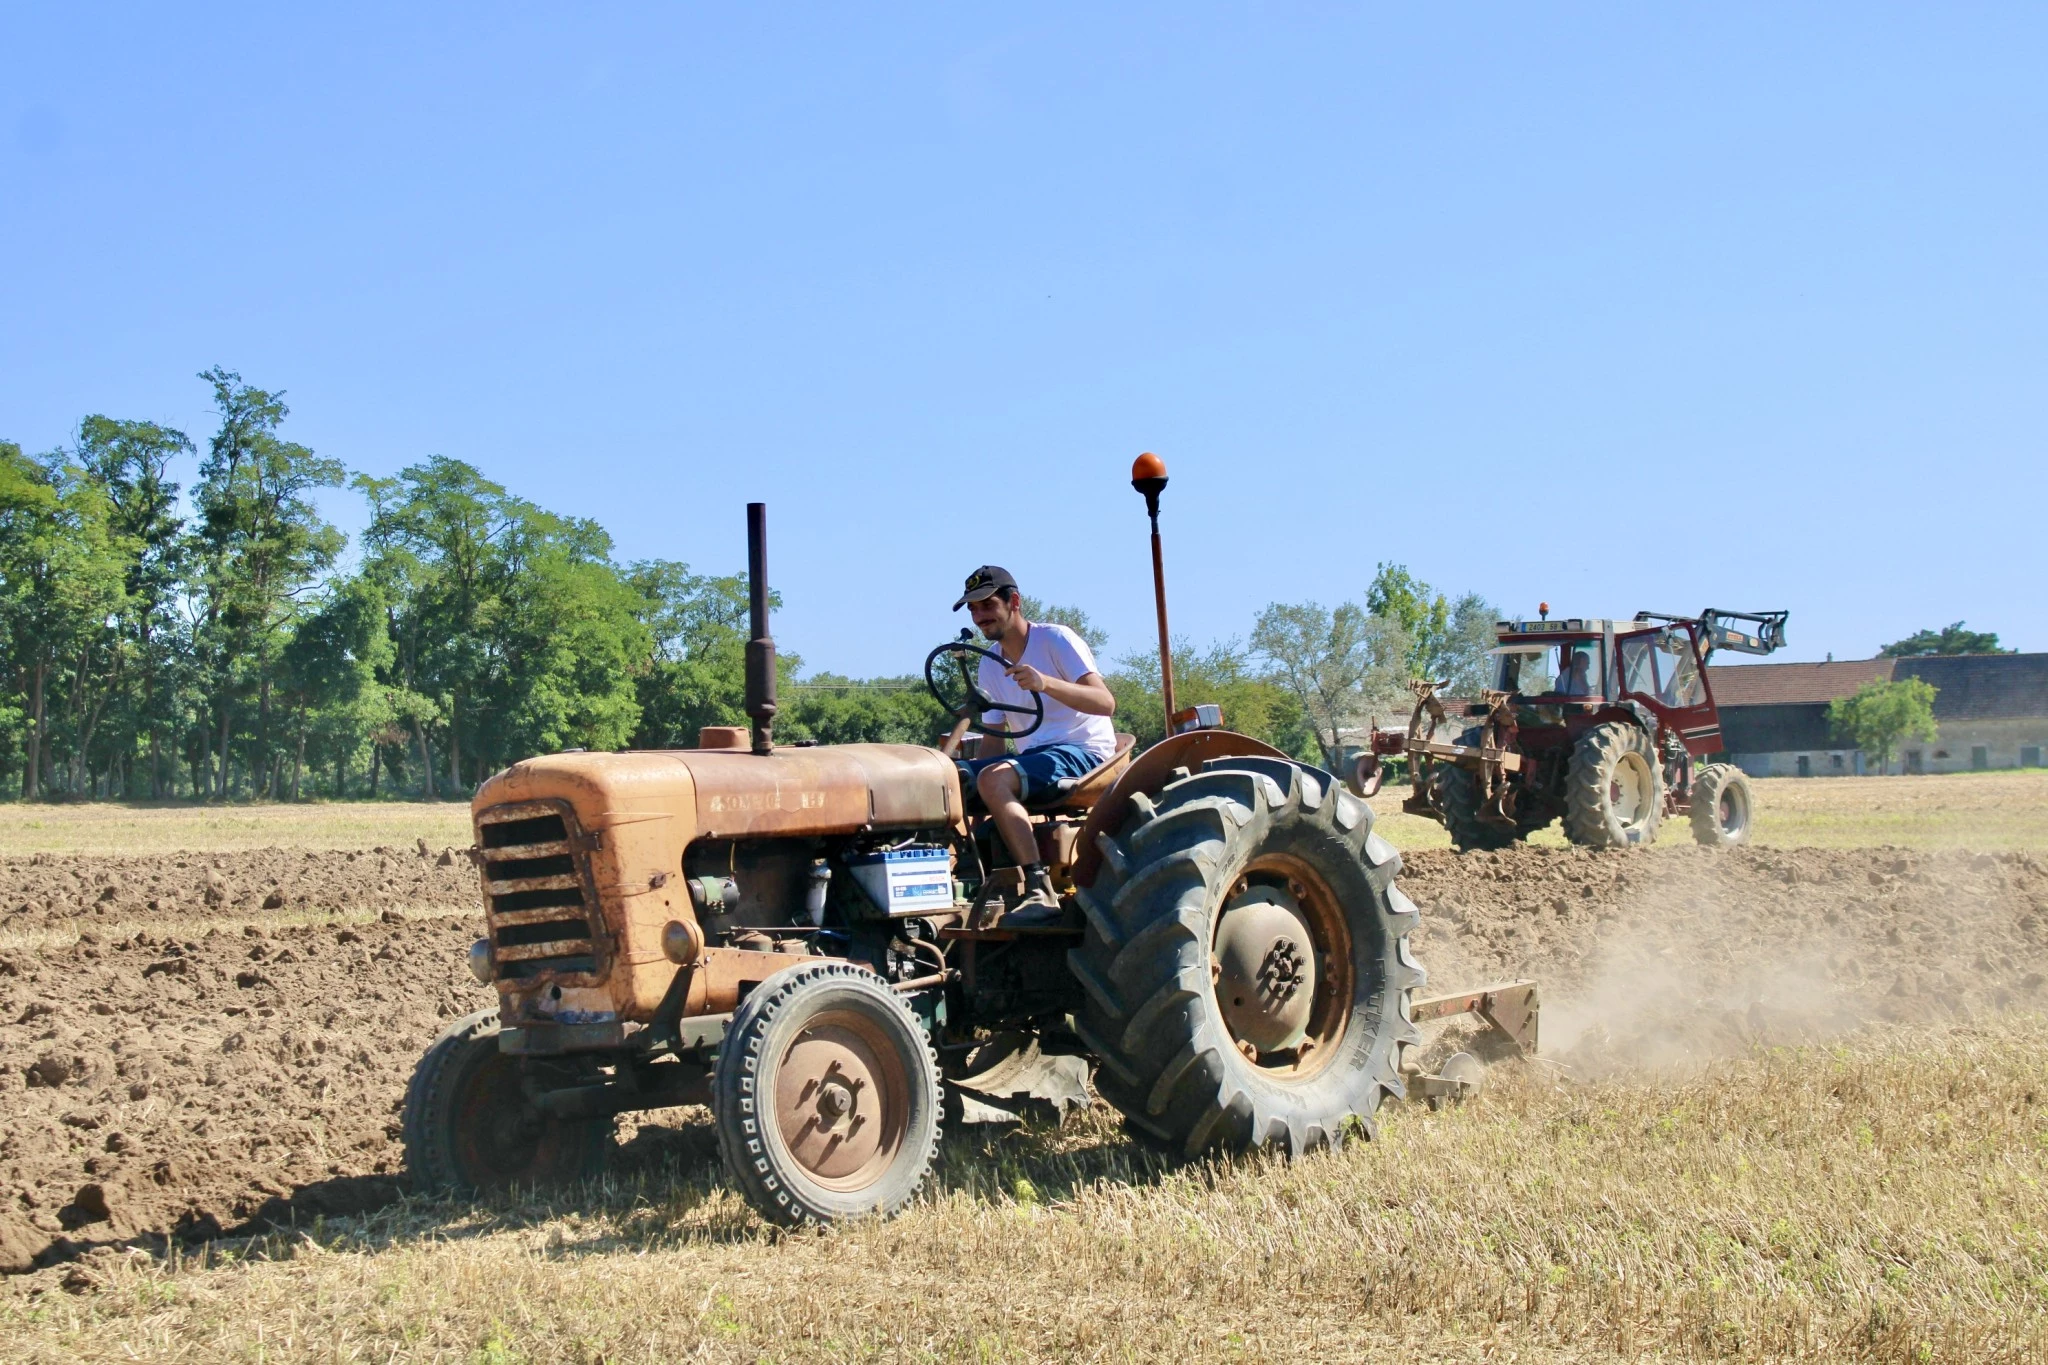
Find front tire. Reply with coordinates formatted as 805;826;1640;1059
402;1008;612;1195
1564;721;1663;848
713;962;941;1227
1689;763;1754;847
1069;756;1423;1159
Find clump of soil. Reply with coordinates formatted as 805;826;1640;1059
1403;844;2048;1077
0;844;475;933
0;910;491;1273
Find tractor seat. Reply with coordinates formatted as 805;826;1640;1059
1026;733;1136;813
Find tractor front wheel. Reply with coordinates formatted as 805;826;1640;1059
712;962;941;1227
403;1009;613;1195
1689;763;1754;847
1564;721;1663;848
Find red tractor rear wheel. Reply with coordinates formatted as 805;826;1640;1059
1564;721;1663;848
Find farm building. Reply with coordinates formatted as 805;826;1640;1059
1707;653;2048;776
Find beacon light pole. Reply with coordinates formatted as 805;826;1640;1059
1130;452;1175;725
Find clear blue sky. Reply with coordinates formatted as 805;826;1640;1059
5;5;2043;676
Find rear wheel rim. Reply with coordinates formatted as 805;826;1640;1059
771;1009;910;1192
1210;854;1354;1080
1609;752;1653;829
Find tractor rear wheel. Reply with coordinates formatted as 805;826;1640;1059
403;1008;612;1195
712;961;941;1227
1069;756;1423;1159
1437;763;1516;852
1436;728;1550;851
1689;763;1754;847
1564;721;1663;848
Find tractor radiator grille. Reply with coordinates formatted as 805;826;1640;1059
476;802;601;981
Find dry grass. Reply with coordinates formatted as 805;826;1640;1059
1370;769;2048;854
7;1018;2045;1363
0;801;473;855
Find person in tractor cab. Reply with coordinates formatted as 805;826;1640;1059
1558;646;1596;697
951;565;1118;927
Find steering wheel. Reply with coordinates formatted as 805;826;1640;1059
924;632;1044;739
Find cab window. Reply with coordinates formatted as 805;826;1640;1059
1655;629;1705;706
1491;647;1556;695
1618;634;1656;698
1492;643;1601;697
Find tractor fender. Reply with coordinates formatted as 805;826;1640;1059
1070;730;1291;890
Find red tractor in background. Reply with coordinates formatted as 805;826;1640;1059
1356;608;1788;852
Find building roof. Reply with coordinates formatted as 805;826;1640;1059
1706;657;1894;706
1895;653;2048;721
1707;652;2048;720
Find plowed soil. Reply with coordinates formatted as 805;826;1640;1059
2;838;2044;1278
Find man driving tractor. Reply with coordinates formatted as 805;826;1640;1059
950;565;1118;927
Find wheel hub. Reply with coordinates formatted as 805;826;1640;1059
1610;752;1652;825
773;1016;905;1189
1213;892;1316;1053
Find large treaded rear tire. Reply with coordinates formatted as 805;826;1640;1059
1438;763;1517;852
1689;762;1754;847
1069;756;1424;1159
1563;721;1663;848
712;961;941;1227
1437;728;1551;851
403;1008;612;1195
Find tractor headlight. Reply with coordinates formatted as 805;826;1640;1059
466;938;493;985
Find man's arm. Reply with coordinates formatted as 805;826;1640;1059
1003;665;1116;716
974;725;1010;759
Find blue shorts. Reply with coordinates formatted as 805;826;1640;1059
959;743;1102;803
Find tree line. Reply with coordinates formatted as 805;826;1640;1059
1;370;1496;802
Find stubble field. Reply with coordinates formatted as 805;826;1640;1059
1;773;2045;1361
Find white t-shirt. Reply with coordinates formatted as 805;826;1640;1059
977;622;1118;760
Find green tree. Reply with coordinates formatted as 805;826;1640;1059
1250;601;1406;767
1106;637;1315;756
1879;622;2012;657
72;416;192;796
1365;563;1498;689
188;369;346;798
0;443;128;799
280;574;395;799
1828;677;1938;775
359;461;654;788
781;675;948;746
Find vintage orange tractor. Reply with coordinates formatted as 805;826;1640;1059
1354;606;1787;851
404;460;1537;1225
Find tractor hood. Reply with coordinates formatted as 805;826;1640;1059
474;744;965;843
468;745;964;1027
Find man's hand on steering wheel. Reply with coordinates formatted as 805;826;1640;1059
923;635;1044;740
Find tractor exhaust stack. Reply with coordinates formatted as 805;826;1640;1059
745;502;777;755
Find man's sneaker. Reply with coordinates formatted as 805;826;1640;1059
999;877;1065;929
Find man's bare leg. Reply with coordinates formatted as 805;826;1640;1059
975;763;1061;925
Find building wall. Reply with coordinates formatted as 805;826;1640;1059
1898;718;2048;774
1730;718;2047;777
1726;749;1866;778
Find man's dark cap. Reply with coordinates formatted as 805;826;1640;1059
953;565;1017;611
